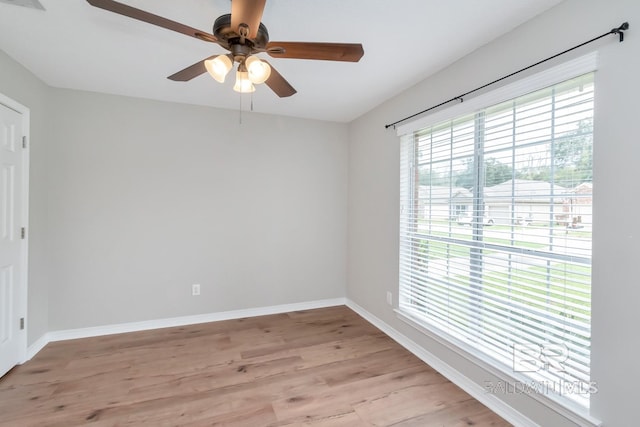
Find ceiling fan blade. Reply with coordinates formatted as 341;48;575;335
263;61;296;98
87;0;217;43
168;56;217;82
231;0;266;40
266;42;364;62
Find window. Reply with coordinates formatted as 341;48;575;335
399;72;594;407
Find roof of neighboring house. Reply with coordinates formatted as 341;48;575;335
569;182;593;194
568;182;593;204
484;179;568;203
418;180;591;204
419;185;473;202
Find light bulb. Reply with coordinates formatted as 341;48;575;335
245;56;271;84
233;71;255;93
204;55;232;83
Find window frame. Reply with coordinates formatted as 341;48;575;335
396;54;598;422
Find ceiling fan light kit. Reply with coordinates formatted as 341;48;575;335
245;55;271;84
233;70;255;93
204;55;233;83
86;0;364;98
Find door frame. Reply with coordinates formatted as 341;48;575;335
0;92;30;365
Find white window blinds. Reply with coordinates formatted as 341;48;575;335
399;72;594;407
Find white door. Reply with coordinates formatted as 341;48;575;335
0;102;24;378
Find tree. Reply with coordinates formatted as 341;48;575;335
554;119;593;168
484;158;513;187
513;119;592;186
419;168;450;186
455;159;474;189
455;158;513;189
553;119;593;186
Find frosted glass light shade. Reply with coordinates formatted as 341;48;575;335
245;55;271;84
204;55;233;83
233;71;255;93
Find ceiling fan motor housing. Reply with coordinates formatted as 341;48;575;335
213;13;270;57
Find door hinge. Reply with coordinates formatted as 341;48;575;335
21;227;26;239
20;318;24;330
22;136;27;149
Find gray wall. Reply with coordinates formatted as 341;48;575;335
0;49;348;334
347;0;639;425
44;89;348;330
0;50;49;345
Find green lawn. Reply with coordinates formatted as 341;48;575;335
483;263;591;318
419;232;548;260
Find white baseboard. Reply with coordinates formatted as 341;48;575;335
345;299;538;427
26;298;346;358
26;333;50;361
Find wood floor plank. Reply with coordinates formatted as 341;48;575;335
273;410;369;427
353;381;479;425
391;399;511;426
0;306;510;426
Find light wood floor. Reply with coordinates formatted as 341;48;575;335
0;306;510;426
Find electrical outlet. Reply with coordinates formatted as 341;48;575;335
386;291;393;306
192;283;201;296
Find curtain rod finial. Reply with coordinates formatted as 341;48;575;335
612;21;629;42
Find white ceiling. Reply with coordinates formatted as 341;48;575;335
0;0;563;122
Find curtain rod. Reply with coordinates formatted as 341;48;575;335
384;22;629;130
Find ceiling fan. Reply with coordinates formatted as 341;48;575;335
86;0;365;97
